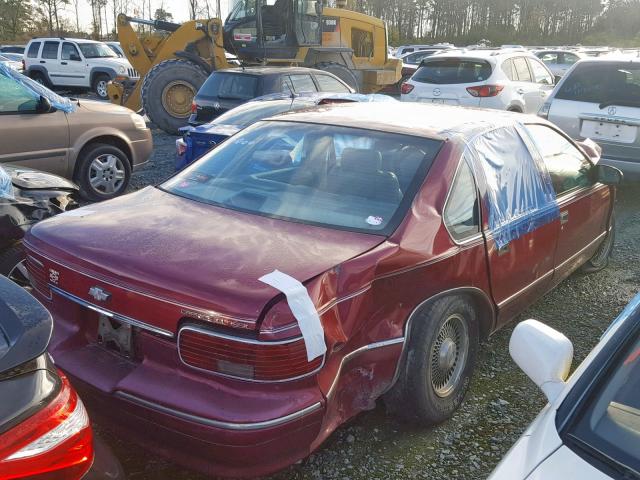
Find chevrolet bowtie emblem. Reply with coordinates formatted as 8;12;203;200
88;286;111;302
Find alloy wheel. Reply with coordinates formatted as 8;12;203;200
89;154;126;195
430;313;469;398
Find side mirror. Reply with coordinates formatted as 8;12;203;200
509;320;573;404
70;53;81;61
36;95;54;114
595;164;623;185
576;137;602;162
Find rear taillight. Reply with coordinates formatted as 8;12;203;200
191;102;197;114
0;371;93;480
176;138;187;156
178;326;324;381
400;82;414;94
466;85;504;97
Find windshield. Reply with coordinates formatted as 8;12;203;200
412;58;492;84
162;121;442;234
564;330;640;477
213;100;310;127
556;62;640;107
198;72;259;100
78;43;117;58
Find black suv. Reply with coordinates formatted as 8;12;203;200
188;66;353;126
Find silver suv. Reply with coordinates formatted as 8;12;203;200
540;57;640;180
24;38;138;99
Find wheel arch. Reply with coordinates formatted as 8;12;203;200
27;65;53;85
90;67;117;86
73;134;133;180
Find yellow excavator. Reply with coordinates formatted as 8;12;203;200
108;0;401;134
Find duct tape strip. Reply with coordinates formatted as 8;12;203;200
259;270;327;362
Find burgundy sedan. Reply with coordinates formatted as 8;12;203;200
23;103;620;477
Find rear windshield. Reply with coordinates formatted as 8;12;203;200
162;121;442;235
198;72;259;101
412;58;492;84
556;62;640;105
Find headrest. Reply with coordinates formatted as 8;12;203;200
341;148;382;173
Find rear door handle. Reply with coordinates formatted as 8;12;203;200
61;61;67;65
516;88;525;95
39;60;46;63
560;210;569;225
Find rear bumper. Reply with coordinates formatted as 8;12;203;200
599;157;640;182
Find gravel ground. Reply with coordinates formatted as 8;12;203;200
97;127;640;480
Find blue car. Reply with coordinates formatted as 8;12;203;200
175;93;395;171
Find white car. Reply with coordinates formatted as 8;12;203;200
24;38;138;99
535;49;587;78
490;294;640;480
401;50;555;114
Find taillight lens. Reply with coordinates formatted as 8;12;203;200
176;138;187;156
191;102;197;114
466;85;504;97
0;371;93;480
178;327;324;381
400;82;414;94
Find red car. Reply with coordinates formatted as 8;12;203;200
23;103;620;477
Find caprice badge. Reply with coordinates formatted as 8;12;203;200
89;286;111;302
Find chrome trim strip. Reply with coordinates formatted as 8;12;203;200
26;255;44;269
496;269;554;308
115;392;322;431
177;324;326;383
326;337;404;400
555;230;607;272
51;286;174;338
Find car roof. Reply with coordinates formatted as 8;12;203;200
29;38;102;44
218;66;337;76
421;49;533;64
573;56;640;65
266;102;546;141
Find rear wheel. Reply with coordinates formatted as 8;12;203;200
30;71;50;88
75;143;131;201
581;213;615;273
314;62;360;93
384;296;479;425
92;74;110;99
141;59;209;135
0;244;29;287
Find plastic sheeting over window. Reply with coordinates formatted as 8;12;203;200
0;166;15;200
466;125;559;248
0;63;76;113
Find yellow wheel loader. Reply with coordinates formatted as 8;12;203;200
108;0;401;134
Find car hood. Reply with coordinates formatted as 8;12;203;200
74;99;132;116
86;57;132;68
27;187;385;323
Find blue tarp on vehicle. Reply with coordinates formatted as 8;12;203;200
0;166;14;200
466;125;559;248
0;63;76;113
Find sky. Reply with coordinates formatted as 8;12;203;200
67;0;233;34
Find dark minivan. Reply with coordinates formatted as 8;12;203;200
188;66;354;126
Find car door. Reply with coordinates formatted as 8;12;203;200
471;126;560;324
0;74;70;175
59;42;86;87
527;57;555;107
523;123;611;282
512;56;543;113
40;41;61;84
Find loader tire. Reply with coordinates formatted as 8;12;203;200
314;62;360;93
141;59;209;135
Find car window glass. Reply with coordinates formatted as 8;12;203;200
212;100;303;127
61;42;81;61
556;63;640;104
289;74;317;93
444;159;479;241
27;42;41;58
501;58;516;81
0;75;38;113
539;52;558;64
163;121;442;235
513;57;532;82
200;73;258;100
77;43;117;58
528;58;553;85
562;53;579;65
413;58;492;84
41;41;59;60
315;75;350;93
525;124;592;195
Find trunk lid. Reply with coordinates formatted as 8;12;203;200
26;187;385;333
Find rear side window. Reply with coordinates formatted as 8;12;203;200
525;124;593;195
412;58;492;84
315;75;350;93
561;53;580;65
41;41;59;59
501;58;516;81
288;74;317;93
198;73;258;100
512;57;532;82
444;159;479;241
556;63;640;104
27;42;41;58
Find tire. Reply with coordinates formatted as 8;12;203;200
75;143;131;201
314;62;360;93
507;106;522;113
30;71;51;88
581;212;615;273
0;244;29;287
384;296;479;425
141;59;209;135
92;74;110;100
